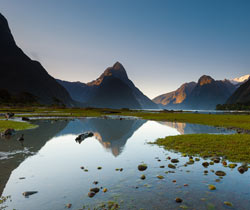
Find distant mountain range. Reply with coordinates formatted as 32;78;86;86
0;13;249;110
153;75;241;110
0;13;75;106
57;62;158;109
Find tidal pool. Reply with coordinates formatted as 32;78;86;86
0;117;249;210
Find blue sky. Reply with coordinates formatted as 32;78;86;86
1;0;250;98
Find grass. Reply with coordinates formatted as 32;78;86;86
1;107;250;132
153;134;250;162
0;120;37;132
120;111;250;131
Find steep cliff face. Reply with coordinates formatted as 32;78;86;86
0;13;74;106
227;78;250;105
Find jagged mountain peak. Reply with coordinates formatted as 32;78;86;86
87;62;128;86
198;75;215;86
230;74;250;85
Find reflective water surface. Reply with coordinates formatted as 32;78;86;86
1;117;249;210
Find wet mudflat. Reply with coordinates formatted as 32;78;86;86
0;117;249;210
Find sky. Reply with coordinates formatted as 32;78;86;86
1;0;250;98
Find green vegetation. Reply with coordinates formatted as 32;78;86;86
153;134;250;162
0;120;37;132
216;103;250;111
120;111;250;131
1;107;250;132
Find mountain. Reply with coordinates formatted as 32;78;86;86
58;62;158;109
0;13;74;106
153;82;196;108
154;75;236;110
227;78;250;105
230;74;250;86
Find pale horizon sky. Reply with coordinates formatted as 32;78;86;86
1;0;250;99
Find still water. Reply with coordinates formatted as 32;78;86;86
0;117;249;210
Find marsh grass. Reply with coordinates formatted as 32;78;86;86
0;120;37;132
154;134;250;162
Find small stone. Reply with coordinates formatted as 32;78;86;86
103;188;108;193
80;166;84;170
195;158;200;161
160;165;165;168
66;203;72;208
208;185;216;190
157;175;164;179
97;167;102;170
172;180;176;183
204;170;208;174
84;169;88;172
215;171;226;176
120;168;123;172
184;184;188;186
228;163;237;169
224;201;233;207
222;161;227;166
138;164;148;171
88;191;95;198
171;159;179;163
168;164;176;169
175;198;183;203
202;162;209;167
209;161;214;165
90;187;100;193
22;191;38;197
93;181;98;185
238;166;247;174
167;156;171;160
141;175;146;180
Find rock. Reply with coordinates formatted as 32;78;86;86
208;185;216;190
167;156;171;160
2;128;15;136
195;158;200;161
80;166;84;170
172;180;176;183
75;132;94;144
157;175;164;179
93;181;98;185
168;164;176;169
215;171;226;176
160;165;165;168
84;169;88;172
103;188;108;193
204;170;208;174
138;164;147;171
22;191;38;197
228;163;237;168
90;187;100;193
209;161;214;165
5;112;14;119
175;198;183;203
22;117;30;121
171;159;179;163
120;168;123;172
66;203;72;208
141;175;146;180
213;158;220;163
97;166;102;170
222;161;227;166
202;162;209;167
88;191;95;198
238;166;248;174
224;201;233;207
184;184;188;186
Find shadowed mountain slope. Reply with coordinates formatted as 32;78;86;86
0;13;74;106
